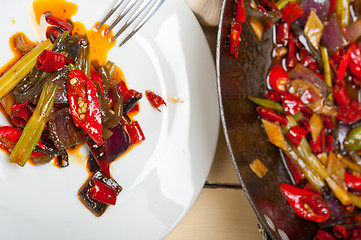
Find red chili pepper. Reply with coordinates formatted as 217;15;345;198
349;44;361;78
145;90;167;112
325;134;334;152
333;83;350;107
256;106;288;125
89;178;117;205
280;183;330;223
338;42;355;83
276;23;290;44
123;89;142;114
287;33;297;69
67;69;103;146
299;119;311;133
309;129;325;154
337;99;361;124
235;0;247;23
268;65;290;92
11;103;32;128
280;92;305;115
90;70;104;96
333;225;348;239
124;121;145;145
345;171;361;190
36;50;66;72
229;23;242;59
46;26;62;41
83;134;110;177
0;126;45;157
45;13;73;32
281;2;304;23
328;0;337;15
321;115;334;130
266;90;281;102
118;81;128;96
286;125;307;147
313;229;336;240
259;0;279;10
285;155;304;184
11;101;30;111
301;55;319;71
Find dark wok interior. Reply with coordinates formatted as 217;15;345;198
216;0;319;239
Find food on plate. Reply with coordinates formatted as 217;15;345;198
230;0;361;237
0;0;159;217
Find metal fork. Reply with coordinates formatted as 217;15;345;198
98;0;165;47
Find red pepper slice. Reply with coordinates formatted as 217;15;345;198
256;106;288;125
89;178;117;205
313;229;335;240
268;65;290;92
123;89;142;114
349;44;361;78
276;22;290;44
280;92;305;115
345;171;361;190
280;183;330;223
338;42;355;83
11;104;32;128
229;23;242;59
90;70;104;96
124;121;145;145
286;125;307;147
67;69;103;146
36;50;66;72
83;134;110;178
11;101;30;112
145;90;167;112
45;13;73;32
235;0;247;23
333;225;348;239
321;115;334;130
281;2;304;23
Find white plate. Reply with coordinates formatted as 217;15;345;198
0;0;219;239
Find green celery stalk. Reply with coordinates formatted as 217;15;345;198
321;46;333;102
0;39;53;99
9;82;58;166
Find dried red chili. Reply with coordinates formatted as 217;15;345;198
313;229;335;240
280;183;330;223
235;0;247;23
280;92;305;115
286;125;307;147
36;50;66;72
145;90;166;112
89;178;117;205
268;65;290;92
276;23;290;44
338;42;355;83
337;99;361;124
90;70;104;96
281;2;304;24
333;83;350;107
229;23;242;59
256;106;288;125
266;90;281;102
67;69;103;146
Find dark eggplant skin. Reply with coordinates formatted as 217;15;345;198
78;170;122;217
88;123;130;172
217;0;318;239
48;107;83;150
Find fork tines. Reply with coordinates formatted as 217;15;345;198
98;0;165;47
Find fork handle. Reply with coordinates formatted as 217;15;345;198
186;0;222;26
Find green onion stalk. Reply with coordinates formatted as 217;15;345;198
0;39;53;99
9;82;58;166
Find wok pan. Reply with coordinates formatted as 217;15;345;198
216;1;319;239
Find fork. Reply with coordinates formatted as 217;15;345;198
98;0;165;47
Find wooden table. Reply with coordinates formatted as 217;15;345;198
165;24;262;240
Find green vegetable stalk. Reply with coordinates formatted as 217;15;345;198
336;0;350;26
320;46;333;102
0;39;53;99
9;82;58;166
248;96;284;113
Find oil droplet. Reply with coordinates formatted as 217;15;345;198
32;0;77;24
11;19;15;24
86;22;116;66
